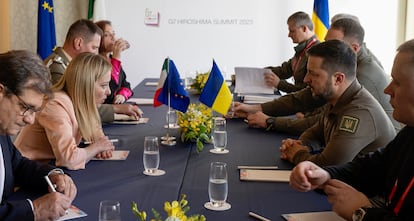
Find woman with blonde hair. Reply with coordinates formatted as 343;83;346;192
14;52;115;170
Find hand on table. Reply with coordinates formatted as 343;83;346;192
246;111;268;128
280;138;307;162
233;102;260;118
91;136;115;159
289;161;330;192
113;94;126;104
113;103;143;119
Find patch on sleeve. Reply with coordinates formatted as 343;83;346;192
339;115;359;133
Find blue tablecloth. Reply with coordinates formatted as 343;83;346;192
14;78;332;220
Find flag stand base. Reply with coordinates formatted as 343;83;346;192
161;139;176;146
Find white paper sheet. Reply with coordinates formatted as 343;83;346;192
127;98;154;105
281;211;346;221
234;67;274;94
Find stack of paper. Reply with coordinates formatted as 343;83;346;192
234;67;274;94
113;114;149;125
242;94;280;104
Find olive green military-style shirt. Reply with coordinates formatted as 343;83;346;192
261;44;401;134
293;80;396;166
266;36;319;93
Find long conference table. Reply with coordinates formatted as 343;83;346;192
16;78;332;220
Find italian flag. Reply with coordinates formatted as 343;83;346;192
153;58;168;107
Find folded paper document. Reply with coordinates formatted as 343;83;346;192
234;67;274;94
127;98;154;105
281;211;346;221
239;169;291;182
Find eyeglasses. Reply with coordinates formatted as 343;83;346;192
3;85;39;116
14;94;37;116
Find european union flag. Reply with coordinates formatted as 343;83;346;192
157;59;190;113
312;0;330;41
199;60;232;115
37;0;56;60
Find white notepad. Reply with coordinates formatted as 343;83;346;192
127;98;154;105
92;150;130;160
145;82;158;86
281;211;346;221
239;169;291;182
57;205;87;221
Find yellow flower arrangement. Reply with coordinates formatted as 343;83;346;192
177;103;212;153
190;72;210;94
132;194;206;221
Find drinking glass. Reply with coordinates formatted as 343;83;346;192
208;162;228;207
143;136;160;174
99;200;121;221
166;110;179;129
212;117;228;153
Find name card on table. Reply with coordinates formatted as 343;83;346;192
281;211;346;221
239;169;291;182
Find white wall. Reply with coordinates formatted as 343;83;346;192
104;0;398;88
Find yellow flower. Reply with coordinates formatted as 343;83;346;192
133;194;204;221
177;103;212;153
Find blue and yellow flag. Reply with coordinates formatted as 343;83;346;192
37;0;56;59
199;60;232;115
312;0;329;41
156;59;190;113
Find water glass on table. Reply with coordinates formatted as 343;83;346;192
143;136;165;176
210;117;229;154
204;162;231;211
165;110;179;129
99;200;121;221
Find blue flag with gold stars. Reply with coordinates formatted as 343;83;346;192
157;59;190;113
37;0;56;59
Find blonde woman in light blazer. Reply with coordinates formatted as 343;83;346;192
15;53;115;170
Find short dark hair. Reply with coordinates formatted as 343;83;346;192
307;39;357;80
288;11;314;31
397;39;414;65
330;18;365;45
65;19;103;44
0;50;52;98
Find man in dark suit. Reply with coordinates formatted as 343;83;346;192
0;50;77;220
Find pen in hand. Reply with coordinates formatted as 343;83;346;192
44;175;56;192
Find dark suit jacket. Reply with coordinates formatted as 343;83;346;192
0;135;54;220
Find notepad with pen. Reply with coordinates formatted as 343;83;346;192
239;169;291;182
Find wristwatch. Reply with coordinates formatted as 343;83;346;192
352;207;367;221
265;117;275;131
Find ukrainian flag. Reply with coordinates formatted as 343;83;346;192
199;60;232;115
312;0;330;41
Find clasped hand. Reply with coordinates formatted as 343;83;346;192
280;138;307;162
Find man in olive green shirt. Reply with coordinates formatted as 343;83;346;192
45;19;141;123
235;18;400;134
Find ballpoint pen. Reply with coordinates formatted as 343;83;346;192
249;211;271;221
44;175;56;192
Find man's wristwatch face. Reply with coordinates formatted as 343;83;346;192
352;207;367;221
265;117;275;130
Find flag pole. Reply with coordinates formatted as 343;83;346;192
161;57;176;146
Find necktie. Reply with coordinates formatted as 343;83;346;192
0;145;5;203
